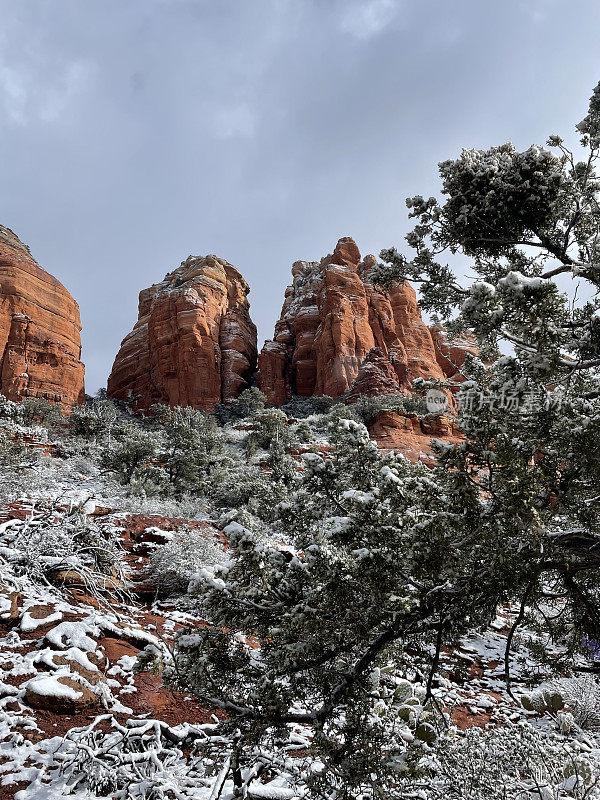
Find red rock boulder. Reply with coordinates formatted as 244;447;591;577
107;255;257;412
0;226;85;409
345;347;401;403
368;409;463;463
257;237;444;404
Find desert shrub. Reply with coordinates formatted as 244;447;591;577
147;529;225;596
210;456;290;519
347;393;429;426
111;493;208;520
20;397;65;429
53;434;97;460
284;393;429;426
128;463;171;497
0;427;37;467
101;424;158;484
71;404;105;439
427;724;597;800
245;407;292;454
67;454;99;477
213;387;267;425
209;460;263;509
552;675;600;731
291;419;312;444
263;440;297;485
152;405;225;497
320;401;361;426
280;394;337;418
0;394;21;421
71;399;118;442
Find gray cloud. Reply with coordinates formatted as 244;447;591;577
0;0;599;393
339;0;402;39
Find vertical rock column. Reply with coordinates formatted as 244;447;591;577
107;255;257;412
0;225;85;408
257;237;445;404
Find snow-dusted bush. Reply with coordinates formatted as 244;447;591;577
101;424;159;484
127;462;170;497
320;400;361;426
148;529;225;596
281;393;428;426
0;427;36;467
280;393;337;418
0;505;125;597
213;387;267;424
210;455;292;519
70;399;118;442
0;394;21;421
151;405;225;497
66;453;99;478
349;392;428;425
110;493;209;520
427;724;598;800
553;675;600;732
20;397;66;429
244;407;292;454
96;405;231;499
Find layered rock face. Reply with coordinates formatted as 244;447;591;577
107;255;257;412
345;347;401;403
0;226;84;409
368;409;463;464
430;325;479;383
257;237;445;404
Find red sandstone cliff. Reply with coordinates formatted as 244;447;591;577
0;226;84;409
368;409;463;464
107;254;257;412
430;325;479;383
257;237;446;404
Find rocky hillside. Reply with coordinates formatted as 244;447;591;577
107;255;257;413
0;398;597;799
0;227;85;410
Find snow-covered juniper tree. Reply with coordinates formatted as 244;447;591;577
371;80;600;665
143;84;600;797
152;421;472;796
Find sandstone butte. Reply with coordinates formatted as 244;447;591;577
256;236;479;460
107;254;258;412
0;225;85;410
257;236;474;405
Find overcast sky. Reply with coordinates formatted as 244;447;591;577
1;0;599;393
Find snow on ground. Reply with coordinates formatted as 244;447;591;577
0;421;597;799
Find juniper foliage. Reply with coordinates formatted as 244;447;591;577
145;82;600;797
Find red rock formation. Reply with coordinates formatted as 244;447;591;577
107;255;257;412
345;348;400;403
368;409;463;464
430;325;479;384
258;237;445;404
0;226;84;409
